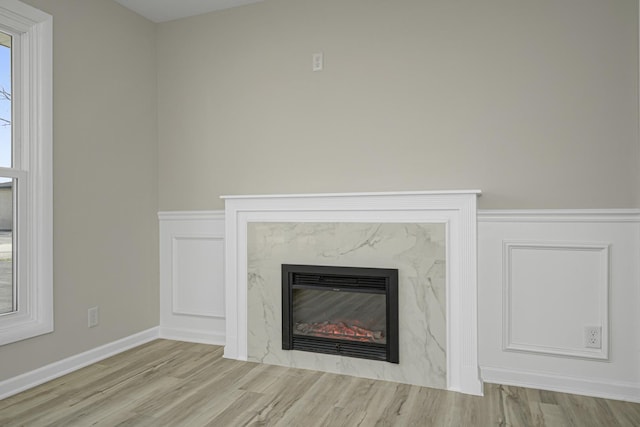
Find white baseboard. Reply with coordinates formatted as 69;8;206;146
159;326;225;346
481;366;640;403
0;327;160;400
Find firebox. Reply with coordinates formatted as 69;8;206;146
282;264;399;363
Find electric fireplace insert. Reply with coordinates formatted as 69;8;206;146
282;264;399;363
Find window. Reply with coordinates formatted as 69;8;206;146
0;0;52;346
0;31;14;315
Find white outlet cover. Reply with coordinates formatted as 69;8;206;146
312;53;323;71
584;326;601;349
88;307;99;328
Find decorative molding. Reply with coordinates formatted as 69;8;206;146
158;210;225;221
222;190;483;396
171;235;225;318
222;189;482;200
159;212;226;347
479;209;640;223
159;327;225;346
502;241;610;360
0;327;159;401
481;366;640;403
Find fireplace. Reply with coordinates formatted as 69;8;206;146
223;190;483;395
282;264;399;363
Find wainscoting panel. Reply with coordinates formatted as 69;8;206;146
156;208;640;402
172;235;225;318
503;240;609;360
478;210;640;402
159;211;226;345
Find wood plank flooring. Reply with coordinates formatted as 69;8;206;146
1;339;638;426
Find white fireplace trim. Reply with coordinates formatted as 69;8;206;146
222;190;483;396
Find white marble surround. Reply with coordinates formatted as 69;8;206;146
223;191;483;395
248;222;447;389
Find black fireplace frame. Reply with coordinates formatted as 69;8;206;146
282;264;399;363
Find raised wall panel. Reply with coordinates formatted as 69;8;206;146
158;211;226;345
172;236;225;318
503;241;609;359
478;210;640;403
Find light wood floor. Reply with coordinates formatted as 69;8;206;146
1;340;638;426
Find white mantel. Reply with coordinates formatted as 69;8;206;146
222;190;483;396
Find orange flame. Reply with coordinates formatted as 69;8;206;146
295;321;384;343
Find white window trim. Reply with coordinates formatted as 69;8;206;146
0;0;52;346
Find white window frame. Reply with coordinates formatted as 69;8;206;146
0;0;52;346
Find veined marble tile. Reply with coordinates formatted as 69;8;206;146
247;222;446;390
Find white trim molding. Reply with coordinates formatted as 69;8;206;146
482;366;640;403
157;211;226;222
478;209;640;223
0;0;53;346
0;328;159;400
222;190;483;396
158;326;225;346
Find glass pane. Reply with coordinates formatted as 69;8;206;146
0;177;13;314
0;32;11;168
292;288;387;344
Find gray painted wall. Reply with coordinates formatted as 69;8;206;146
0;0;159;382
157;0;639;210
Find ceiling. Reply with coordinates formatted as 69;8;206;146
113;0;264;23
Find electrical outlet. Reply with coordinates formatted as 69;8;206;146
584;326;601;349
88;306;99;328
312;52;323;71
